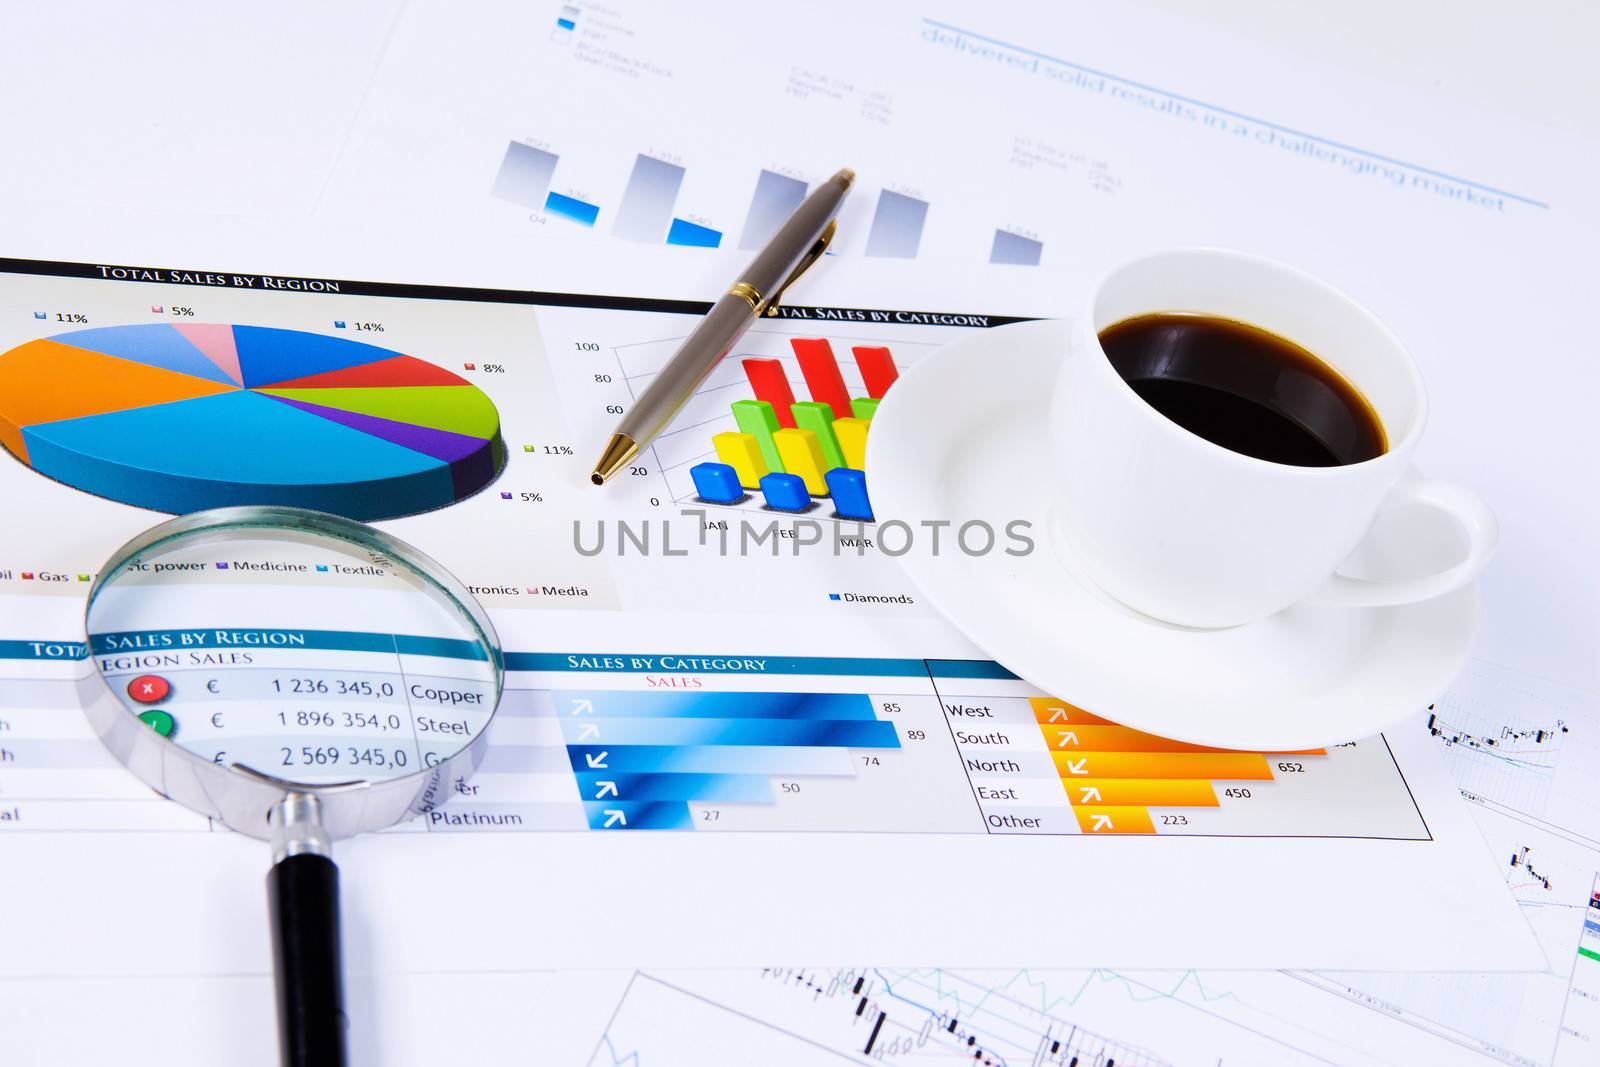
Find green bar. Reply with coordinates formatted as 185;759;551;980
732;399;783;472
850;396;880;421
1581;947;1600;963
790;401;845;469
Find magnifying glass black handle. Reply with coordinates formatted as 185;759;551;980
268;853;348;1067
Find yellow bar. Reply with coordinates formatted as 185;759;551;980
833;417;869;470
1073;806;1156;834
773;428;830;495
1041;724;1246;753
1062;779;1219;807
1028;696;1115;726
1052;751;1274;780
712;431;768;489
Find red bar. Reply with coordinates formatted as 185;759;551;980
742;358;797;427
790;338;853;418
851;345;899;399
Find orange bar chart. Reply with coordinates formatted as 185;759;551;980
1027;697;1115;725
1071;806;1155;835
1036;695;1326;834
1061;779;1220;807
1051;750;1276;779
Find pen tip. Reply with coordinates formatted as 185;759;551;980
589;433;639;486
835;167;856;186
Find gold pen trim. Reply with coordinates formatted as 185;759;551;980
726;282;762;310
762;219;836;317
589;433;640;485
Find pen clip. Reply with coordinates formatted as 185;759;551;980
761;220;836;317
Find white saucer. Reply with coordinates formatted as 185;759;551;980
866;319;1478;750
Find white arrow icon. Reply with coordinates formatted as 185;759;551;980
1064;757;1088;775
1090;814;1113;832
1054;731;1079;748
577;723;600;741
585;751;609;769
602;809;627;828
570;699;594;715
1049;707;1069;722
1078;786;1102;803
594;781;618;799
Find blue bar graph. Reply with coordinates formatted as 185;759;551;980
740;170;809;249
490;142;559;210
990;229;1043;266
613;153;685;242
561;688;900;830
865;189;928;258
545;190;599;226
583;801;694;830
566;745;857;775
575;772;776;803
553;691;879;720
561;717;900;747
825;468;873;521
666;217;723;248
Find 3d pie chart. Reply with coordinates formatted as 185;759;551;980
0;323;506;520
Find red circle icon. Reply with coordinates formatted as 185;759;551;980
127;674;171;704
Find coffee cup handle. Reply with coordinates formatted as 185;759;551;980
1305;469;1498;608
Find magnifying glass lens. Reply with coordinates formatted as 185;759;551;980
86;523;497;787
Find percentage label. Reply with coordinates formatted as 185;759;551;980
56;313;88;323
171;307;195;317
353;322;384;332
520;491;544;502
543;444;574;455
481;364;506;373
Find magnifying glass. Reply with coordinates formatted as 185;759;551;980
82;506;504;1067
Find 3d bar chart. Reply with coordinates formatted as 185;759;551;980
690;338;901;519
555;690;901;830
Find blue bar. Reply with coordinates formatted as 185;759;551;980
690;461;743;503
666;218;722;248
583;801;693;830
825;468;873;521
864;189;928;258
89;628;487;660
551;691;878;720
556;17;576;29
575;772;775;803
990;229;1043;266
562;717;901;747
925;658;1021;679
760;472;811;511
566;744;855;774
509;653;934;676
739;170;808;249
0;639;87;661
544;190;599;227
613;154;685;242
490;142;559;210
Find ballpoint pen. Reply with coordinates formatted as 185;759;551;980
589;167;855;485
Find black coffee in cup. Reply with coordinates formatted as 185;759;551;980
1098;313;1387;467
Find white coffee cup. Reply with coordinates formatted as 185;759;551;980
1051;248;1497;629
